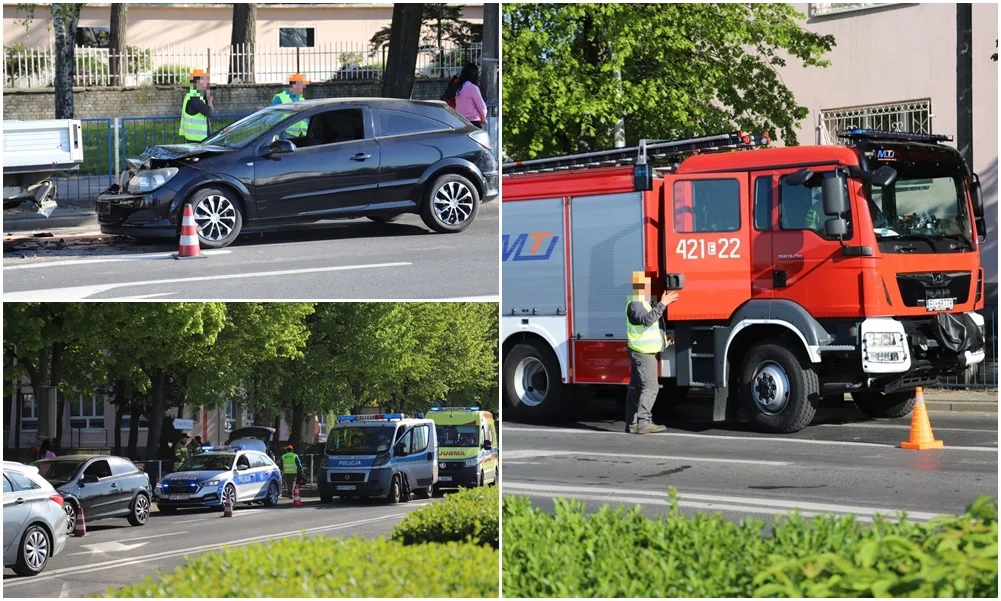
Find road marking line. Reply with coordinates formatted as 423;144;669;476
502;449;789;466
502;426;998;452
119;531;188;543
109;292;177;300
3;513;406;587
431;295;499;302
2;261;413;301
3;250;233;270
172;518;208;524
504;482;944;522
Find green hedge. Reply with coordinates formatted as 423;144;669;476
502;493;997;598
105;536;498;598
392;485;499;548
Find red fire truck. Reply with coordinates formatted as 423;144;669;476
501;130;987;433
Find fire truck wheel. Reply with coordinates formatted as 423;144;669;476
420;173;480;233
504;341;566;422
739;342;819;434
851;390;915;419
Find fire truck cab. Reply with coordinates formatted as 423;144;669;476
501;130;987;434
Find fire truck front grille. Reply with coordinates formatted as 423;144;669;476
895;272;971;308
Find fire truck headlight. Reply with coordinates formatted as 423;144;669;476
863;332;906;363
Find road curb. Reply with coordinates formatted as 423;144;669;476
4;206;98;233
925;400;998;414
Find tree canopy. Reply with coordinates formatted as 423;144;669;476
502;2;836;160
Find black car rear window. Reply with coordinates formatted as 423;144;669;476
374;109;449;137
109;457;138;476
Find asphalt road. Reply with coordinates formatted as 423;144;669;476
3;201;497;301
502;399;998;525
3;496;437;598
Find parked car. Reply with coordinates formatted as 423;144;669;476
225;426;276;459
96;98;498;248
153;448;281;513
32;455;152;535
3;461;69;576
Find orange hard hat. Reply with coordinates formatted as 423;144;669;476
289;73;309;85
190;69;208;79
632;271;650;286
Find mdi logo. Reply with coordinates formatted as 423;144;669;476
876;149;896;160
503;232;560;261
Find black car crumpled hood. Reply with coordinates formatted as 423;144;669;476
129;144;229;169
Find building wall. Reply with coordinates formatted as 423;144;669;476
777;3;999;305
3;4;483;49
1;78;451;120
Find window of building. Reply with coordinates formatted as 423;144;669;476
411;425;429;454
779;173;853;239
70;393;105;430
225;400;237;433
279;27;315;48
120;415;149;431
673;179;741;233
20;392;36;431
754;176;772;231
373;109;448;137
820;100;932;145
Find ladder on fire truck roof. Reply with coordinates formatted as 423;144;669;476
502;130;770;175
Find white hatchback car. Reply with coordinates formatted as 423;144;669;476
3;461;69;576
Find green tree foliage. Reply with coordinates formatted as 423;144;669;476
502;3;836;160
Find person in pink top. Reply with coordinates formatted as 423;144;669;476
454;63;487;128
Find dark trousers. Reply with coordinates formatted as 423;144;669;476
283;474;297;497
625;351;658;426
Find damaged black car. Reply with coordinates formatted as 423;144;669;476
97;98;498;248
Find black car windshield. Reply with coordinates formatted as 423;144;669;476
34;460;84;483
201;108;295;149
325;426;395;455
436;425;479;447
177;454;234;472
865;156;973;250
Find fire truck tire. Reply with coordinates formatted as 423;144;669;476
851;390;915;419
504;341;566;422
739;342;819;434
420;173;480;233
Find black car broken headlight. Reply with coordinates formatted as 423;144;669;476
128;168;179;194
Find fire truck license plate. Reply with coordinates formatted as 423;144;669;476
336;485;356;491
926;298;953;311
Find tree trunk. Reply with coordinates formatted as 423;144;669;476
50;343;65;449
127;400;140;459
481;3;499;107
108;4;127;86
289;403;305;449
382;3;423;98
144;370;167;461
14;387;22;452
51;5;81;118
112;382;125;456
229;4;256;84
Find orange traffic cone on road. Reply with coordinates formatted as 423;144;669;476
222;495;233;517
292;482;302;506
901;387;943;450
174;203;205;260
74;504;87;537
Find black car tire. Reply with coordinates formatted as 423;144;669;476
420;173;480;233
504;341;567;423
14;524;51;576
63;500;77;536
263;481;280;507
128;493;151;526
367;214;403;224
186;187;243;249
852;390;916;419
739;341;819;434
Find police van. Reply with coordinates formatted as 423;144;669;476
319;413;438;504
428;407;498;491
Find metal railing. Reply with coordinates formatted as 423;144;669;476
819;99;932;146
4;42;482;89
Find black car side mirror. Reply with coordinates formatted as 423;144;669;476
263;139;295;158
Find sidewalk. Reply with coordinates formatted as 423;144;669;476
918;387;998;414
4;202;97;233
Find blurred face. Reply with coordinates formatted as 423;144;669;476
194;76;209;92
633;282;650;297
291;81;306;95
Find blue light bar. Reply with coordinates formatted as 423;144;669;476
838;129;953;143
429;406;480;412
416;413;425;419
377;413;404;420
337;415;358;422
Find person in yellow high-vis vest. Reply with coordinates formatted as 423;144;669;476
625;271;679;434
280;444;303;499
179;69;213;142
272;73;310;138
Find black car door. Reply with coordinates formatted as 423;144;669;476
79;459;116;519
371;108;454;206
253;107;381;219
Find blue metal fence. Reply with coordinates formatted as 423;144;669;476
119;113;249;169
52;117;113;202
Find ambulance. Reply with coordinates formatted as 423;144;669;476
428;406;498;490
319;413;438;503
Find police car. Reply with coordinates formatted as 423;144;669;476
319;413;438;504
153;447;282;513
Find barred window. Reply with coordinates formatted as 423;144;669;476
810;4;901;18
820;100;932;145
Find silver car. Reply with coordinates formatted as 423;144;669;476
3;461;69;576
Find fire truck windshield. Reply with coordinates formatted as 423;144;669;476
864;161;974;253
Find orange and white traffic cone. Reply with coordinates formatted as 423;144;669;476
901;387;944;450
74;504;87;537
222;494;233;517
292;482;302;506
174;203;205;260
